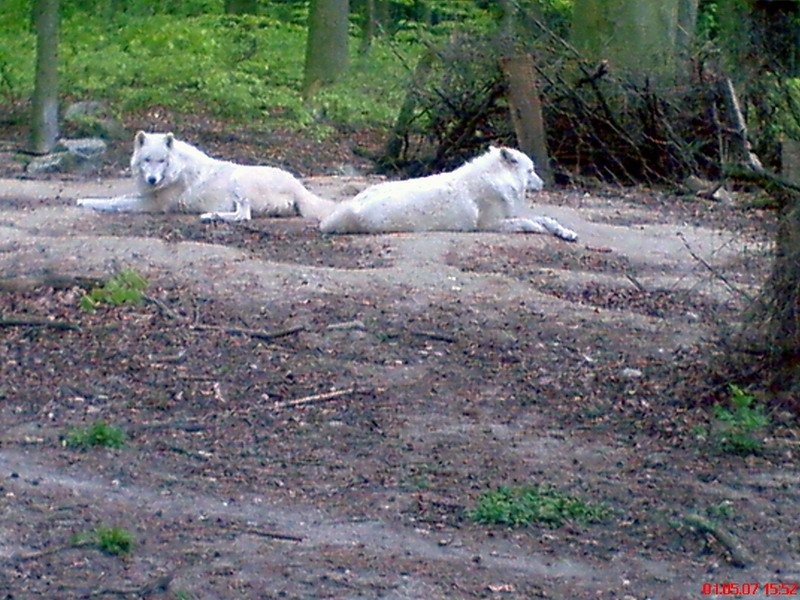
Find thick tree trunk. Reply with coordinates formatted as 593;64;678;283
29;0;59;155
302;0;350;99
500;55;553;185
572;0;693;83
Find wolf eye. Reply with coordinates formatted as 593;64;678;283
143;158;150;163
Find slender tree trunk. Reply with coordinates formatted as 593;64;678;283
30;0;59;154
302;0;350;99
359;0;376;55
225;0;258;14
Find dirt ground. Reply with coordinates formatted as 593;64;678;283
0;164;798;600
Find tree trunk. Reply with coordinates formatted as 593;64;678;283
572;0;691;84
359;0;376;55
500;55;553;185
29;0;59;155
225;0;258;14
302;0;350;99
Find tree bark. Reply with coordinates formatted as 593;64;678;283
500;55;553;185
359;0;376;55
29;0;59;155
571;0;691;84
302;0;350;99
224;0;258;14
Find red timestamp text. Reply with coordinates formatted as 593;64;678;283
702;582;799;596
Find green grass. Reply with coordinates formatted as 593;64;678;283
469;485;610;529
72;526;135;556
79;269;148;313
0;9;418;132
712;385;770;456
64;420;126;449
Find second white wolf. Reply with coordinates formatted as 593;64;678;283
77;131;335;222
319;146;577;241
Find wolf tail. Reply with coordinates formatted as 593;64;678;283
319;204;363;234
295;188;337;221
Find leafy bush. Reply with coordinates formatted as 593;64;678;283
79;269;148;313
469;484;609;528
64;420;126;449
712;385;770;455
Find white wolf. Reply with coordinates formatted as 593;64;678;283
77;131;335;222
319;146;577;241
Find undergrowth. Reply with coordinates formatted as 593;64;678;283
79;269;148;313
72;525;135;556
469;484;610;528
64;420;126;449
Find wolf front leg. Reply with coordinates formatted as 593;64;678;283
496;216;578;241
199;193;252;223
76;195;147;212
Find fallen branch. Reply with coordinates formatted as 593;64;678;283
0;317;81;332
273;387;356;409
236;528;303;543
682;512;754;568
190;323;305;342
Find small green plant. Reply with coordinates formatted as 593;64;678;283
72;526;134;556
707;500;735;519
712;385;770;456
64;420;126;449
79;269;148;313
469;485;610;529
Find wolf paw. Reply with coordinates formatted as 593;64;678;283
559;228;578;242
199;212;220;222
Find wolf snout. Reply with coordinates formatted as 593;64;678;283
147;175;158;185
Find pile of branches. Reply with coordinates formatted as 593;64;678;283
378;18;771;186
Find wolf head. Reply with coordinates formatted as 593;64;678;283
496;147;544;192
131;131;178;190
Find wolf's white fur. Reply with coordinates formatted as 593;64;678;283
319;147;577;240
77;131;335;222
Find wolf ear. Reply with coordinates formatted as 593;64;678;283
165;133;175;149
135;131;147;147
500;148;518;164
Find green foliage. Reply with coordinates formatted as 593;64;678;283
64;420;126;449
469;485;610;529
73;525;135;556
712;385;770;456
79;269;148;313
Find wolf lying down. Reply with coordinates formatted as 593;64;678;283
77;131;335;222
320;146;577;241
77;132;577;241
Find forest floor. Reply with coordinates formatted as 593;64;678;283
0;124;798;599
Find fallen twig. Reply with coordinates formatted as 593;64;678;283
237;528;303;543
677;232;753;303
0;317;81;332
682;512;754;568
273;387;356;409
190;323;305;341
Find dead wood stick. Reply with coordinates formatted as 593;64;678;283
682;512;754;568
720;77;765;174
677;232;754;303
237;528;303;543
190;323;305;342
86;574;174;598
273;387;356;409
0;317;81;332
143;294;180;321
